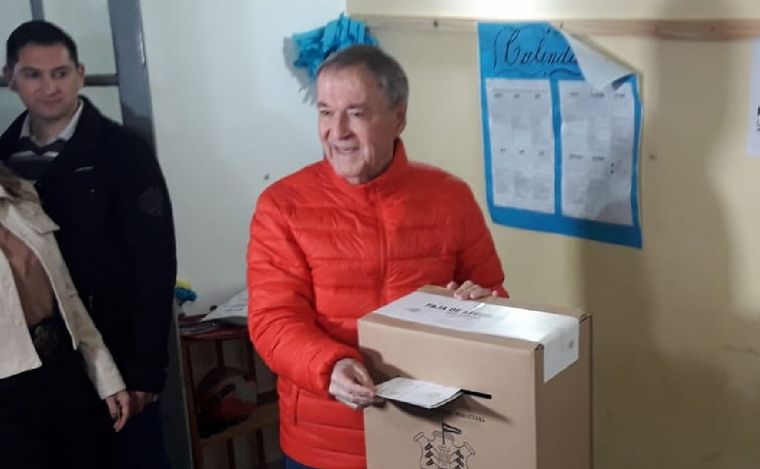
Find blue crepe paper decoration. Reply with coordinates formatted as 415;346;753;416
292;13;378;82
174;279;198;305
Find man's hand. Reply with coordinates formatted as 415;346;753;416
105;390;131;432
446;280;498;300
128;390;159;416
328;358;382;409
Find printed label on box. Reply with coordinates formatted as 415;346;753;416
374;292;579;381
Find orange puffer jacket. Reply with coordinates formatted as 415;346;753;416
247;141;506;469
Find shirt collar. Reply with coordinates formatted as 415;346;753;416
20;98;84;145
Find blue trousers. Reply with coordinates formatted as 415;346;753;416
284;454;316;469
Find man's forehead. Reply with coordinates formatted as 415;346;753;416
316;91;372;109
319;65;378;82
16;62;75;71
15;43;75;65
317;68;385;104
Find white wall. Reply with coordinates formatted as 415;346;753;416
141;0;345;315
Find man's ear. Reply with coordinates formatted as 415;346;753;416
394;103;407;136
3;65;16;91
76;63;85;86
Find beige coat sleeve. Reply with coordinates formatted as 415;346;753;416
63;290;126;398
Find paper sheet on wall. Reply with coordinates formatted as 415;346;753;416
478;23;642;247
485;79;555;213
747;39;760;157
559;81;635;224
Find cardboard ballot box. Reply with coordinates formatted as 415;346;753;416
358;286;591;469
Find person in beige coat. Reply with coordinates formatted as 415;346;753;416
0;162;130;469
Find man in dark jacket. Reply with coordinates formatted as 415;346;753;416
1;20;176;468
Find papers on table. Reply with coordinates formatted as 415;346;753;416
202;289;248;325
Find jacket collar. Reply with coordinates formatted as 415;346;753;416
57;95;104;154
0;108;26;161
323;139;410;198
19;98;84;145
0;95;104;162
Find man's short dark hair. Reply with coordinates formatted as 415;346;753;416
5;20;79;69
317;45;409;107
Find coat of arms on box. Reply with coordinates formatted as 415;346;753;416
414;422;475;469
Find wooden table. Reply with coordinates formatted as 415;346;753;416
179;317;278;469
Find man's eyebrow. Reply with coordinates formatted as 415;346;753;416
17;65;74;73
316;103;367;110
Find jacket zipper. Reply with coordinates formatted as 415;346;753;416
375;201;388;305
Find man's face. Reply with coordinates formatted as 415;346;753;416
4;43;84;124
317;65;406;185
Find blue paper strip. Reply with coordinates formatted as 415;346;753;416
292;14;378;82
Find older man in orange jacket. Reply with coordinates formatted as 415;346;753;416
247;45;507;469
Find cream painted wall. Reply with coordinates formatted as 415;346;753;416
349;1;760;468
140;0;345;315
349;0;760;20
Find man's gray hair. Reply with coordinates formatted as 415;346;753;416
317;45;409;107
